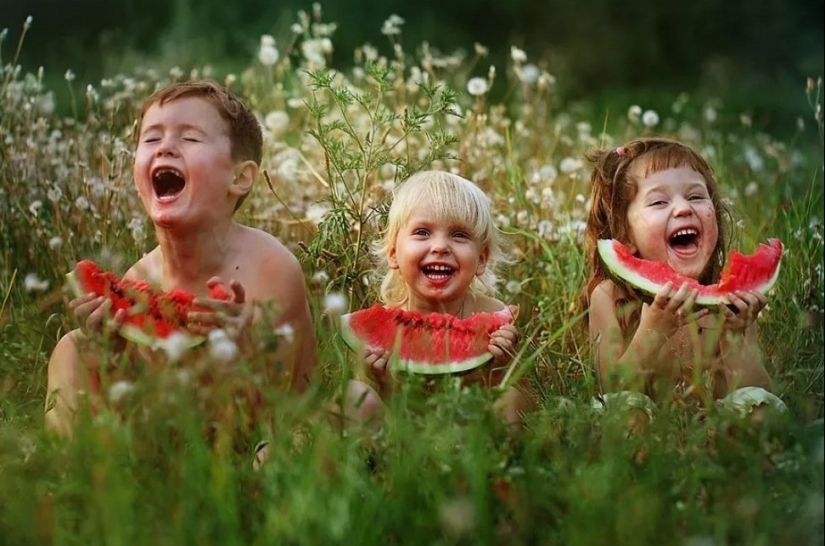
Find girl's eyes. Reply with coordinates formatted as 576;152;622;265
412;228;429;236
452;231;470;239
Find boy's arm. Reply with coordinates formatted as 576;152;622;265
256;249;318;394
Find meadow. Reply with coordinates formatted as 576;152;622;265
1;11;824;546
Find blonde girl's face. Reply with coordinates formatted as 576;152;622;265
625;166;719;280
388;206;489;314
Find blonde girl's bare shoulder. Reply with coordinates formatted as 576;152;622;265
471;294;508;314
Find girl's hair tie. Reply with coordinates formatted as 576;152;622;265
616;146;627;157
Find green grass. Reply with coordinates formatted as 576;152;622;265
1;11;823;546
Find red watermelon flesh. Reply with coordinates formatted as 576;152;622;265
67;260;231;347
597;238;784;305
340;305;514;375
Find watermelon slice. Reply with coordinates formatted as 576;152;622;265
597;238;784;305
66;260;232;348
339;305;514;375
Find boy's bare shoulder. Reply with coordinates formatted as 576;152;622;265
122;247;161;282
238;225;301;270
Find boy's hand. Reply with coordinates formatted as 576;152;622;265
489;305;520;368
189;277;254;345
720;290;766;334
69;292;126;339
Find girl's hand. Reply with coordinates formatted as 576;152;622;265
639;282;708;338
189;277;254;345
364;347;393;394
721;290;767;334
489;305;520;368
69;292;126;339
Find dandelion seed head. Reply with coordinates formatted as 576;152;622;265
156;331;195;363
208;330;239;363
627;105;642;123
48;236;62;250
642;109;659;128
108;380;134;405
505;280;521;295
24;273;49;292
466;77;488;97
323;292;348;316
274;323;295;344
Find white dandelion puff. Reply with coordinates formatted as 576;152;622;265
107;380;134;405
155;331;195;363
323;292;348;316
466;77;489;97
24;273;49;292
642;109;660;128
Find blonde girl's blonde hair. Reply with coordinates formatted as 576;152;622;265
373;170;511;308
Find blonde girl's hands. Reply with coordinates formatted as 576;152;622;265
364;347;393;394
188;277;253;343
721;290;767;334
639;282;708;337
69;291;126;339
489;305;520;368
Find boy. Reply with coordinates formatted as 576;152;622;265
45;79;318;438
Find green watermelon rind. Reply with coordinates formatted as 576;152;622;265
65;269;206;349
339;310;498;376
597;238;783;306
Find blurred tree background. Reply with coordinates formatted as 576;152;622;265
2;0;823;133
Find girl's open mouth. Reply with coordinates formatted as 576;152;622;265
422;264;455;281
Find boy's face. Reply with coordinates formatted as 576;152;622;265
134;97;237;228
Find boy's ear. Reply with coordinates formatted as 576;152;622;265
229;160;258;197
387;244;399;270
475;246;490;276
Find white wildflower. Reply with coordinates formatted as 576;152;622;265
518;64;540;84
24;273;49;292
466;77;488;97
704;106;717;123
323;292;348;316
642;109;659;127
505;280;521;295
311;270;330;286
510;46;527;63
258;36;279;66
627;105;642;123
559;157;583;174
474;43;489;57
29;200;43;216
107;380;134;405
48;236;62;250
274;324;295;344
744;181;759;197
64;69;75;82
155;331;194;363
264;110;290;135
743;144;764;172
208;329;239;363
291;23;304;34
74;196;90;211
47;186;62;203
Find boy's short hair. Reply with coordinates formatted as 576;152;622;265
138;79;263;211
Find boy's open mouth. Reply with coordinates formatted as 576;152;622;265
422;264;455;281
152;168;186;200
668;227;700;252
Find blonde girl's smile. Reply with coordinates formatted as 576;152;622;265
388;207;489;312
